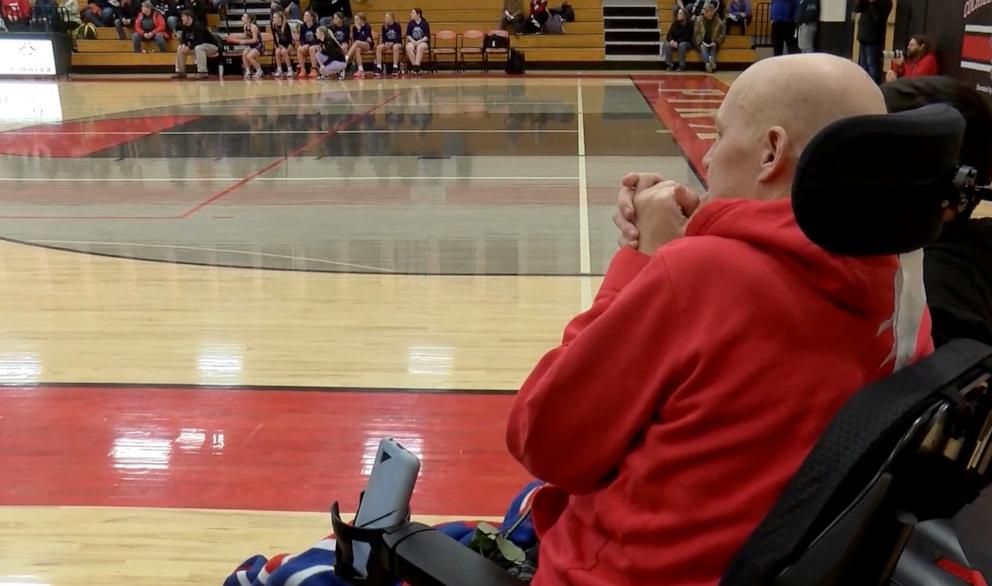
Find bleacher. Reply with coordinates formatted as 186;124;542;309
654;0;757;65
71;0;761;71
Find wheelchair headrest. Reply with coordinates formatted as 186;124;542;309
792;104;966;256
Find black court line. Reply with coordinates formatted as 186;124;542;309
0;236;607;278
0;380;518;396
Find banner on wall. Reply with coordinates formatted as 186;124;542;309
961;1;992;95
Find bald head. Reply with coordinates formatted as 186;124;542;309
703;54;887;203
728;54;887;154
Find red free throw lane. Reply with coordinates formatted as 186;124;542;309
0;386;530;516
0;116;201;157
632;75;730;183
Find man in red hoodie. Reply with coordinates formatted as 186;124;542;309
507;53;933;586
885;34;939;82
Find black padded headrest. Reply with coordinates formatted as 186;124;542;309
792;104;966;256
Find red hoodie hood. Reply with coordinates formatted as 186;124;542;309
685;197;899;318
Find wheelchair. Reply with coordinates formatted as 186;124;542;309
329;104;992;586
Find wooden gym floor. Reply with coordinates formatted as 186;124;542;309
0;73;725;584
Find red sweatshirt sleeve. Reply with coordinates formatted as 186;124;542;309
152;13;167;35
507;246;689;493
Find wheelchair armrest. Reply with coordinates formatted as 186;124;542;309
379;522;527;586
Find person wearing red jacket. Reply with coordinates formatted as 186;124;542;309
131;0;169;52
886;34;939;82
507;54;934;586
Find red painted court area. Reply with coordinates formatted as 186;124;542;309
0;386;529;516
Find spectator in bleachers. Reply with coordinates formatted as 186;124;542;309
270;0;299;22
314;24;346;79
854;0;892;84
501;0;523;34
533;53;929;586
172;8;217;78
32;0;58;25
526;0;547;33
662;7;693;72
112;0;137;40
182;0;205;27
796;0;818;52
693;1;724;72
770;0;798;55
309;0;331;26
237;12;264;78
58;0;82;29
885;34;938;81
82;0;114;27
375;11;402;76
296;9;320;77
153;0;179;33
405;7;429;74
725;0;750;35
345;12;371;77
689;0;723;19
270;10;294;76
129;0;168;51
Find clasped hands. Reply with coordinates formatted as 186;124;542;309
613;172;702;256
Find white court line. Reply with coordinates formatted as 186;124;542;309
32;239;394;273
0;176;581;182
577;78;593;308
665;98;725;103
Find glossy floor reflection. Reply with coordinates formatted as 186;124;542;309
0;74;716;585
0;77;706;275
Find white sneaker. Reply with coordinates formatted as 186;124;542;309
274;68;283;77
243;71;251;79
253;70;263;78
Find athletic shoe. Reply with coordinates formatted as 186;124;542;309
665;64;674;72
316;74;328;80
308;70;318;78
244;71;252;79
338;70;346;80
676;65;685;72
705;61;714;73
192;72;209;80
354;69;364;77
171;72;187;79
253;70;263;78
274;68;283;77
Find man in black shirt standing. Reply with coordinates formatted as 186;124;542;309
854;0;892;83
172;9;218;78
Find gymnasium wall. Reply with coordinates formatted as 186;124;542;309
893;0;992;96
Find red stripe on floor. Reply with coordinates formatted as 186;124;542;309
633;75;729;183
0;115;200;157
0;386;530;516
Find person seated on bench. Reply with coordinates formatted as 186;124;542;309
662;7;693;72
270;9;294;77
404;7;429;75
726;0;751;35
511;54;932;586
375;11;402;76
295;9;320;77
501;0;524;34
171;8;217;79
345;11;372;77
693;1;725;72
237;12;264;79
129;0;169;52
328;10;349;58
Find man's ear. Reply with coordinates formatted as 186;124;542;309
757;126;791;185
